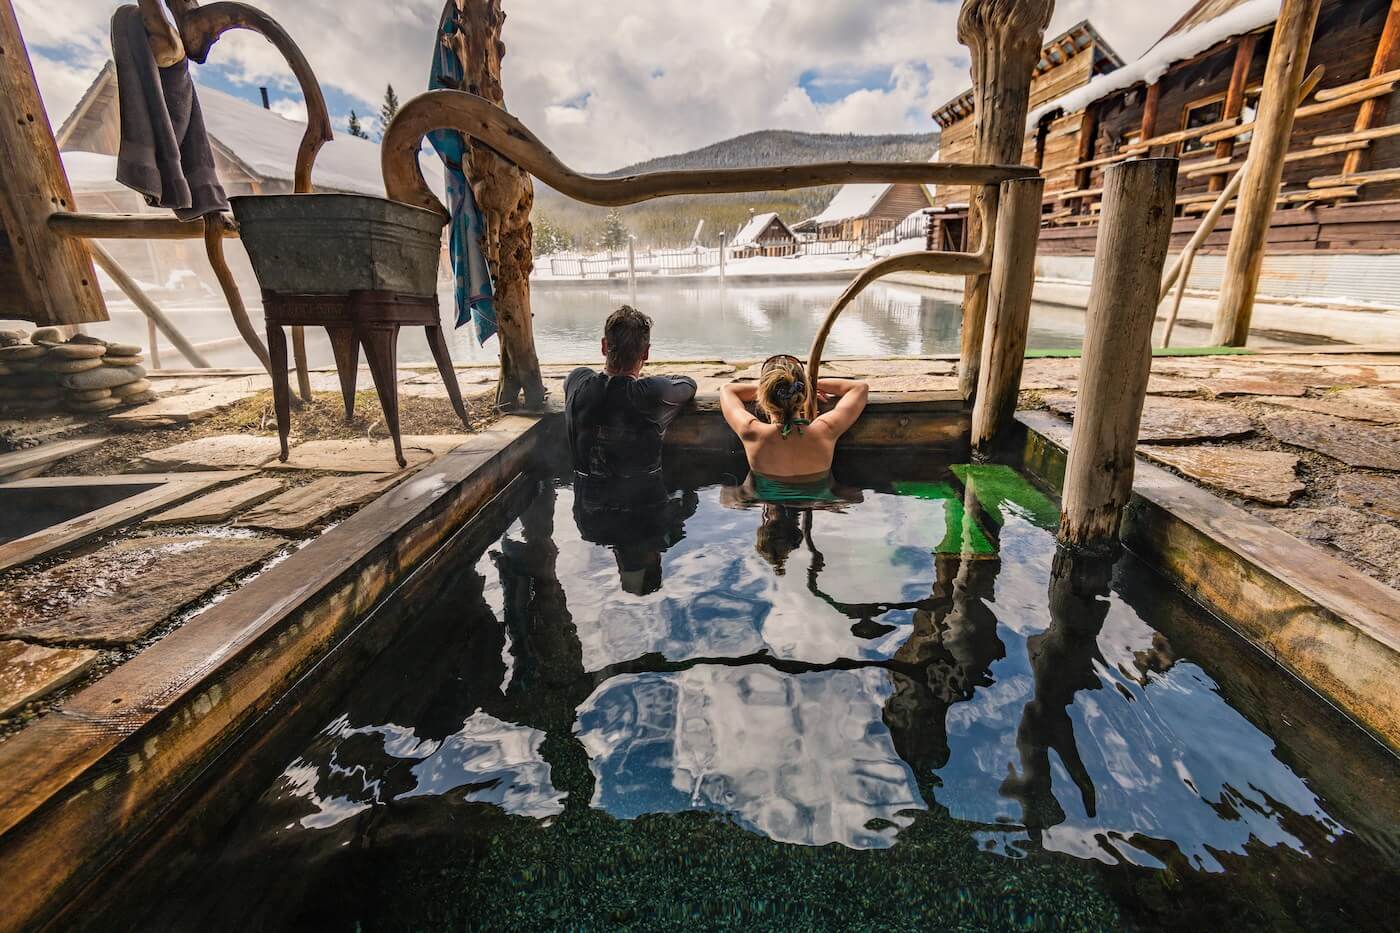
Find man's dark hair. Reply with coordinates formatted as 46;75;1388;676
604;305;652;372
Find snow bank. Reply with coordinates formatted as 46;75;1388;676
1026;0;1282;128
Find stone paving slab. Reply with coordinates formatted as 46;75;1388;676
1262;412;1400;471
1254;393;1400;425
1259;506;1400;589
0;536;285;646
1139;446;1304;505
270;436;473;473
0;640;98;717
1337;474;1400;520
144;477;285;526
0;438;105;481
132;435;284;472
235;476;390;533
1046;396;1256;443
1205;376;1308;398
110;386;258;431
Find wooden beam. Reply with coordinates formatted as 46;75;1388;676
972;176;1044;450
953;0;1054;403
0;0;106;325
1059;159;1179;550
1185;140;1369;179
1121;118;1239;155
1314;123;1400;146
1309;167;1400;188
1343;1;1400;176
49;211;237;240
1214;0;1323;347
1315;66;1400;103
1141;81;1162;143
1203;83;1395;144
1214;34;1260;192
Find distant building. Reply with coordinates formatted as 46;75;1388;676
729;212;798;258
808;182;935;242
56;62;442;198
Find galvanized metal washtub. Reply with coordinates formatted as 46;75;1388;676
229;193;447;296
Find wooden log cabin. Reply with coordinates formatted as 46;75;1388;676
807;182;936;243
930;19;1125;249
730;212;799;258
980;0;1400;257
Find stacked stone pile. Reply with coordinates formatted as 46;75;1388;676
0;328;155;415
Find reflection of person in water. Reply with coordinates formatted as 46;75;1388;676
1000;549;1113;839
753;503;804;573
573;484;699;595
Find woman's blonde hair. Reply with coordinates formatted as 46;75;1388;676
758;355;808;427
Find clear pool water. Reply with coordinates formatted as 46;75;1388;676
106;463;1400;931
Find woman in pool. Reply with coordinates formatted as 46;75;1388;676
719;354;869;504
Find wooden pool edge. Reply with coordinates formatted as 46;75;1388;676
0;415;556;933
1017;411;1400;756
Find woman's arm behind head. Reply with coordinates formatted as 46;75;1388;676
812;380;869;440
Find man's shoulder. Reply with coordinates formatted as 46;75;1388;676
638;373;698;393
564;367;600;398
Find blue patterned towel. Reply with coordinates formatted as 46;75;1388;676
428;1;497;344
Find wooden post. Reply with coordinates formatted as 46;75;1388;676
971;175;1044;452
1073;107;1099;213
0;0;106;325
1342;0;1400;177
447;0;545;409
718;232;727;287
626;235;637;306
1212;34;1260;192
1059;159;1178;551
955;0;1054;402
1141;82;1162;145
1213;0;1322;347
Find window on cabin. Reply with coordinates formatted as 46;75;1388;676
1238;89;1262;146
1180;97;1225;154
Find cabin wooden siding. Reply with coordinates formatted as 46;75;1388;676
1039;0;1400;253
734;215;798;258
933;36;1100;209
817;183;933;241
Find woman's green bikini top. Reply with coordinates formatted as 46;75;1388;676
750;471;839;504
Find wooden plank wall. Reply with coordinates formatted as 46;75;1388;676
1047;0;1399;244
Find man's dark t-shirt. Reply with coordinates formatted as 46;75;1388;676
564;368;696;503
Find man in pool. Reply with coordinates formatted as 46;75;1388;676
566;306;698;592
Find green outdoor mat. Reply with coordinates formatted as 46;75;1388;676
891;480;997;557
950;464;1060;532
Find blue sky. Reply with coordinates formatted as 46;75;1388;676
19;0;1197;171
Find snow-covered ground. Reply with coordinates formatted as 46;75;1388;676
532;237;929;282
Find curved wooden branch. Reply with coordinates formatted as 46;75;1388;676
383;90;1036;213
203;216;271;373
806;191;1002;417
166;0;333;193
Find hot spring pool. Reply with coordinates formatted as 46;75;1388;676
104;462;1399;931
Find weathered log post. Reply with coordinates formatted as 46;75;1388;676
955;0;1054;402
971;175;1044;452
1059;159;1178;551
1212;0;1321;347
0;0;106;325
446;0;545;408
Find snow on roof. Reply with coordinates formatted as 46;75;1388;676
196;84;444;197
1026;0;1280;128
731;212;789;248
812;183;891;225
61;151;121;192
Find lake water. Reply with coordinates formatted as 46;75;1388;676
95;279;1095;370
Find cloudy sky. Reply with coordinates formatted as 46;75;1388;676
20;0;1196;172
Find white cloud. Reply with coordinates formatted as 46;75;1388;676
19;0;1198;171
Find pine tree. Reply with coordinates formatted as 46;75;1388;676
379;84;400;135
533;214;571;255
597;208;629;252
347;110;369;139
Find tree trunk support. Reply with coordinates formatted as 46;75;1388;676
1059;159;1179;552
971;175;1044;453
1212;0;1322;347
1212;34;1260;192
955;0;1054;402
1343;0;1400;177
0;0;106;325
